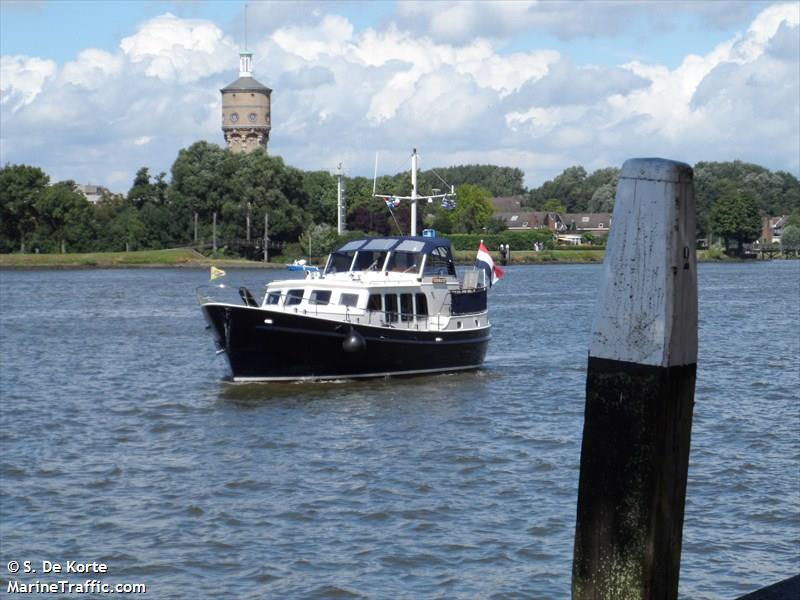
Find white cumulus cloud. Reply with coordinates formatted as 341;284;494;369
119;13;236;83
0;55;57;111
0;2;798;191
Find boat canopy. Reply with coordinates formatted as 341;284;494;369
324;236;456;276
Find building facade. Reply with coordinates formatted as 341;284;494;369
76;184;108;204
221;52;271;153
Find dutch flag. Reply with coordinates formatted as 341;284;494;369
475;242;504;287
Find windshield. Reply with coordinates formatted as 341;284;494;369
324;251;355;275
386;251;422;273
353;250;388;271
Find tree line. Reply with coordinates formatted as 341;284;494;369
524;160;800;253
1;140;798;256
0;142;512;255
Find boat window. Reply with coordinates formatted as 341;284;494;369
340;293;359;307
367;294;382;312
309;290;331;305
415;293;428;317
386;251;422;273
384;294;398;322
423;246;454;276
266;292;281;305
400;293;413;322
338;240;365;252
353;250;387;271
286;289;304;306
363;238;395;251
395;240;425;253
325;251;355;274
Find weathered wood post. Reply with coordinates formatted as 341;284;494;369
572;158;698;599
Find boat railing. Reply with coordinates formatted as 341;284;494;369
196;284;261;307
197;287;456;331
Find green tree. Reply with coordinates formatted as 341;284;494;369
299;223;339;258
485;216;507;233
418;164;525;197
302;170;338;225
128;167;169;210
694;161;800;237
586;169;620;213
429;209;454;234
93;194;132;251
32;181;95;253
109;206;146;251
780;225;800;253
452;184;493;233
785;209;800;228
169;141;230;239
710;190;761;257
542;199;567;213
527;166;589;212
169;143;311;245
0;164;50;252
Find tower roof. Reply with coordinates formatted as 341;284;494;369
221;76;272;93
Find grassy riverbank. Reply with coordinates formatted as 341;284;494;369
454;249;606;264
2;248;607;268
0;248;281;269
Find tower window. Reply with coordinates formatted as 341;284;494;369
249;113;257;122
230;113;239;123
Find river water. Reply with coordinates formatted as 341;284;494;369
0;261;798;599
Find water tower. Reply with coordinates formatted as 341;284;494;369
221;51;272;153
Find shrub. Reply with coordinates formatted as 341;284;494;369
446;230;553;251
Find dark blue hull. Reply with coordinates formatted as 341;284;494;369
201;304;490;381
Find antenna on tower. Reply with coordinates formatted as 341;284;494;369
244;4;248;51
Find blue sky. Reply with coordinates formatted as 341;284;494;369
1;1;761;68
1;1;797;192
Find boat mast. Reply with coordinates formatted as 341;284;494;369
411;149;418;236
337;162;345;235
373;148;455;236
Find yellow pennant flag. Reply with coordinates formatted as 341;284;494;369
210;266;226;281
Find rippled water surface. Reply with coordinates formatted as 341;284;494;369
1;262;798;598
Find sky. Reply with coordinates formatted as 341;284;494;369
1;0;798;193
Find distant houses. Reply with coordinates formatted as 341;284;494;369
491;195;612;244
762;215;787;244
76;184;109;204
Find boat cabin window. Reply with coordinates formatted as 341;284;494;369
400;293;413;322
423;246;455;277
325;251;355;274
286;289;304;306
340;293;359;308
353;239;395;271
367;294;382;312
266;291;281;305
415;293;428;318
309;290;331;305
387;251;422;273
353;250;387;272
387;240;425;273
384;294;398;322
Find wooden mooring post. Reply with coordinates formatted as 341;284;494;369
573;158;698;599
